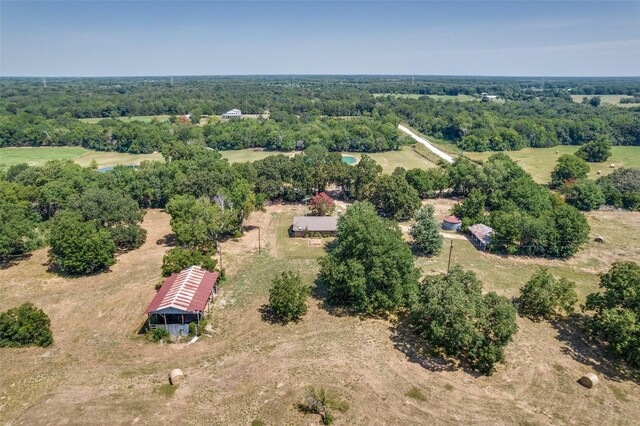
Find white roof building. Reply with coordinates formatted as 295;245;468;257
222;108;242;118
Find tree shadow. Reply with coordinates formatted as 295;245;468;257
156;233;177;247
551;314;640;384
311;276;356;318
388;315;464;374
0;253;33;270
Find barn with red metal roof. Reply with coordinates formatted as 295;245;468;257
145;266;218;336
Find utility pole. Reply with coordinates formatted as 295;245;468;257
446;240;454;274
258;227;261;254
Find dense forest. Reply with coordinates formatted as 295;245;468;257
0;76;639;153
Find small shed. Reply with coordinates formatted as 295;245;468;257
442;215;462;231
291;216;338;238
145;266;218;335
468;224;494;251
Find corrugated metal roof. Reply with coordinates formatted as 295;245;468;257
145;266;218;314
292;216;338;232
468;224;494;244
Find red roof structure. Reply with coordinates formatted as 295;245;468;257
145;266;218;314
443;215;462;224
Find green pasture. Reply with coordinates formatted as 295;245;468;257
570;95;640;108
464;145;640;184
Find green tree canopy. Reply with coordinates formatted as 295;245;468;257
585;261;640;367
367;174;421;220
409;266;518;375
0;302;53;348
575;136;612;163
161;247;217;277
68;187;147;250
519;268;578;319
410;204;443;256
319;202;419;314
551;154;590;188
268;271;310;323
48;211;116;275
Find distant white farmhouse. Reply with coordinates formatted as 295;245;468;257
480;93;498;101
222;108;242;119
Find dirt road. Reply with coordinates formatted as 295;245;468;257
398;124;455;164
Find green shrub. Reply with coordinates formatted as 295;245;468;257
0;302;53;348
161;247;217;277
146;327;170;343
268;271;310;323
519;269;577;319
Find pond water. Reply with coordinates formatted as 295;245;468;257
341;155;357;165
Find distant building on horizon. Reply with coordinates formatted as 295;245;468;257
222;108;242;119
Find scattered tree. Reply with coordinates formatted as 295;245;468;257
309;192;336;216
551;154;590;188
584;261;640;367
268;271;310;323
409;266;518;375
575;136;612;163
48;211;116;275
367;174;421;220
410;205;443;255
519;269;578;319
0;302;53;348
161;247;217;277
562;179;605;211
319;202;419;314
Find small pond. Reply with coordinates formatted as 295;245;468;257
341;155;357;165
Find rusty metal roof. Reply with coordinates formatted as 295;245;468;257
468;224;494;245
145;266;218;314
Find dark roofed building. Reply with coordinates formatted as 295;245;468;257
145;266;218;335
468;224;494;251
291;216;338;237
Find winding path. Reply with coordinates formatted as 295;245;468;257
398;124;454;164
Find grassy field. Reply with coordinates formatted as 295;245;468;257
0;146;163;168
79;115;171;124
570;95;640;108
1;202;638;424
0;146;437;172
464;145;640;184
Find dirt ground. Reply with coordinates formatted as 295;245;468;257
1;205;639;425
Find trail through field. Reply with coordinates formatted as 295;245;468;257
398;124;454;164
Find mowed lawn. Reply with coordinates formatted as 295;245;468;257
0;147;163;168
465;145;640;184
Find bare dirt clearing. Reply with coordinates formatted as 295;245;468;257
1;205;639;425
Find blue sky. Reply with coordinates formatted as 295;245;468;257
1;1;639;77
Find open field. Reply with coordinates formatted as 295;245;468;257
1;202;639;424
0;147;163;168
79;115;171;124
464;145;640;184
570;95;640;108
0;146;437;172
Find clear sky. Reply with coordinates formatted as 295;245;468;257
1;0;639;77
